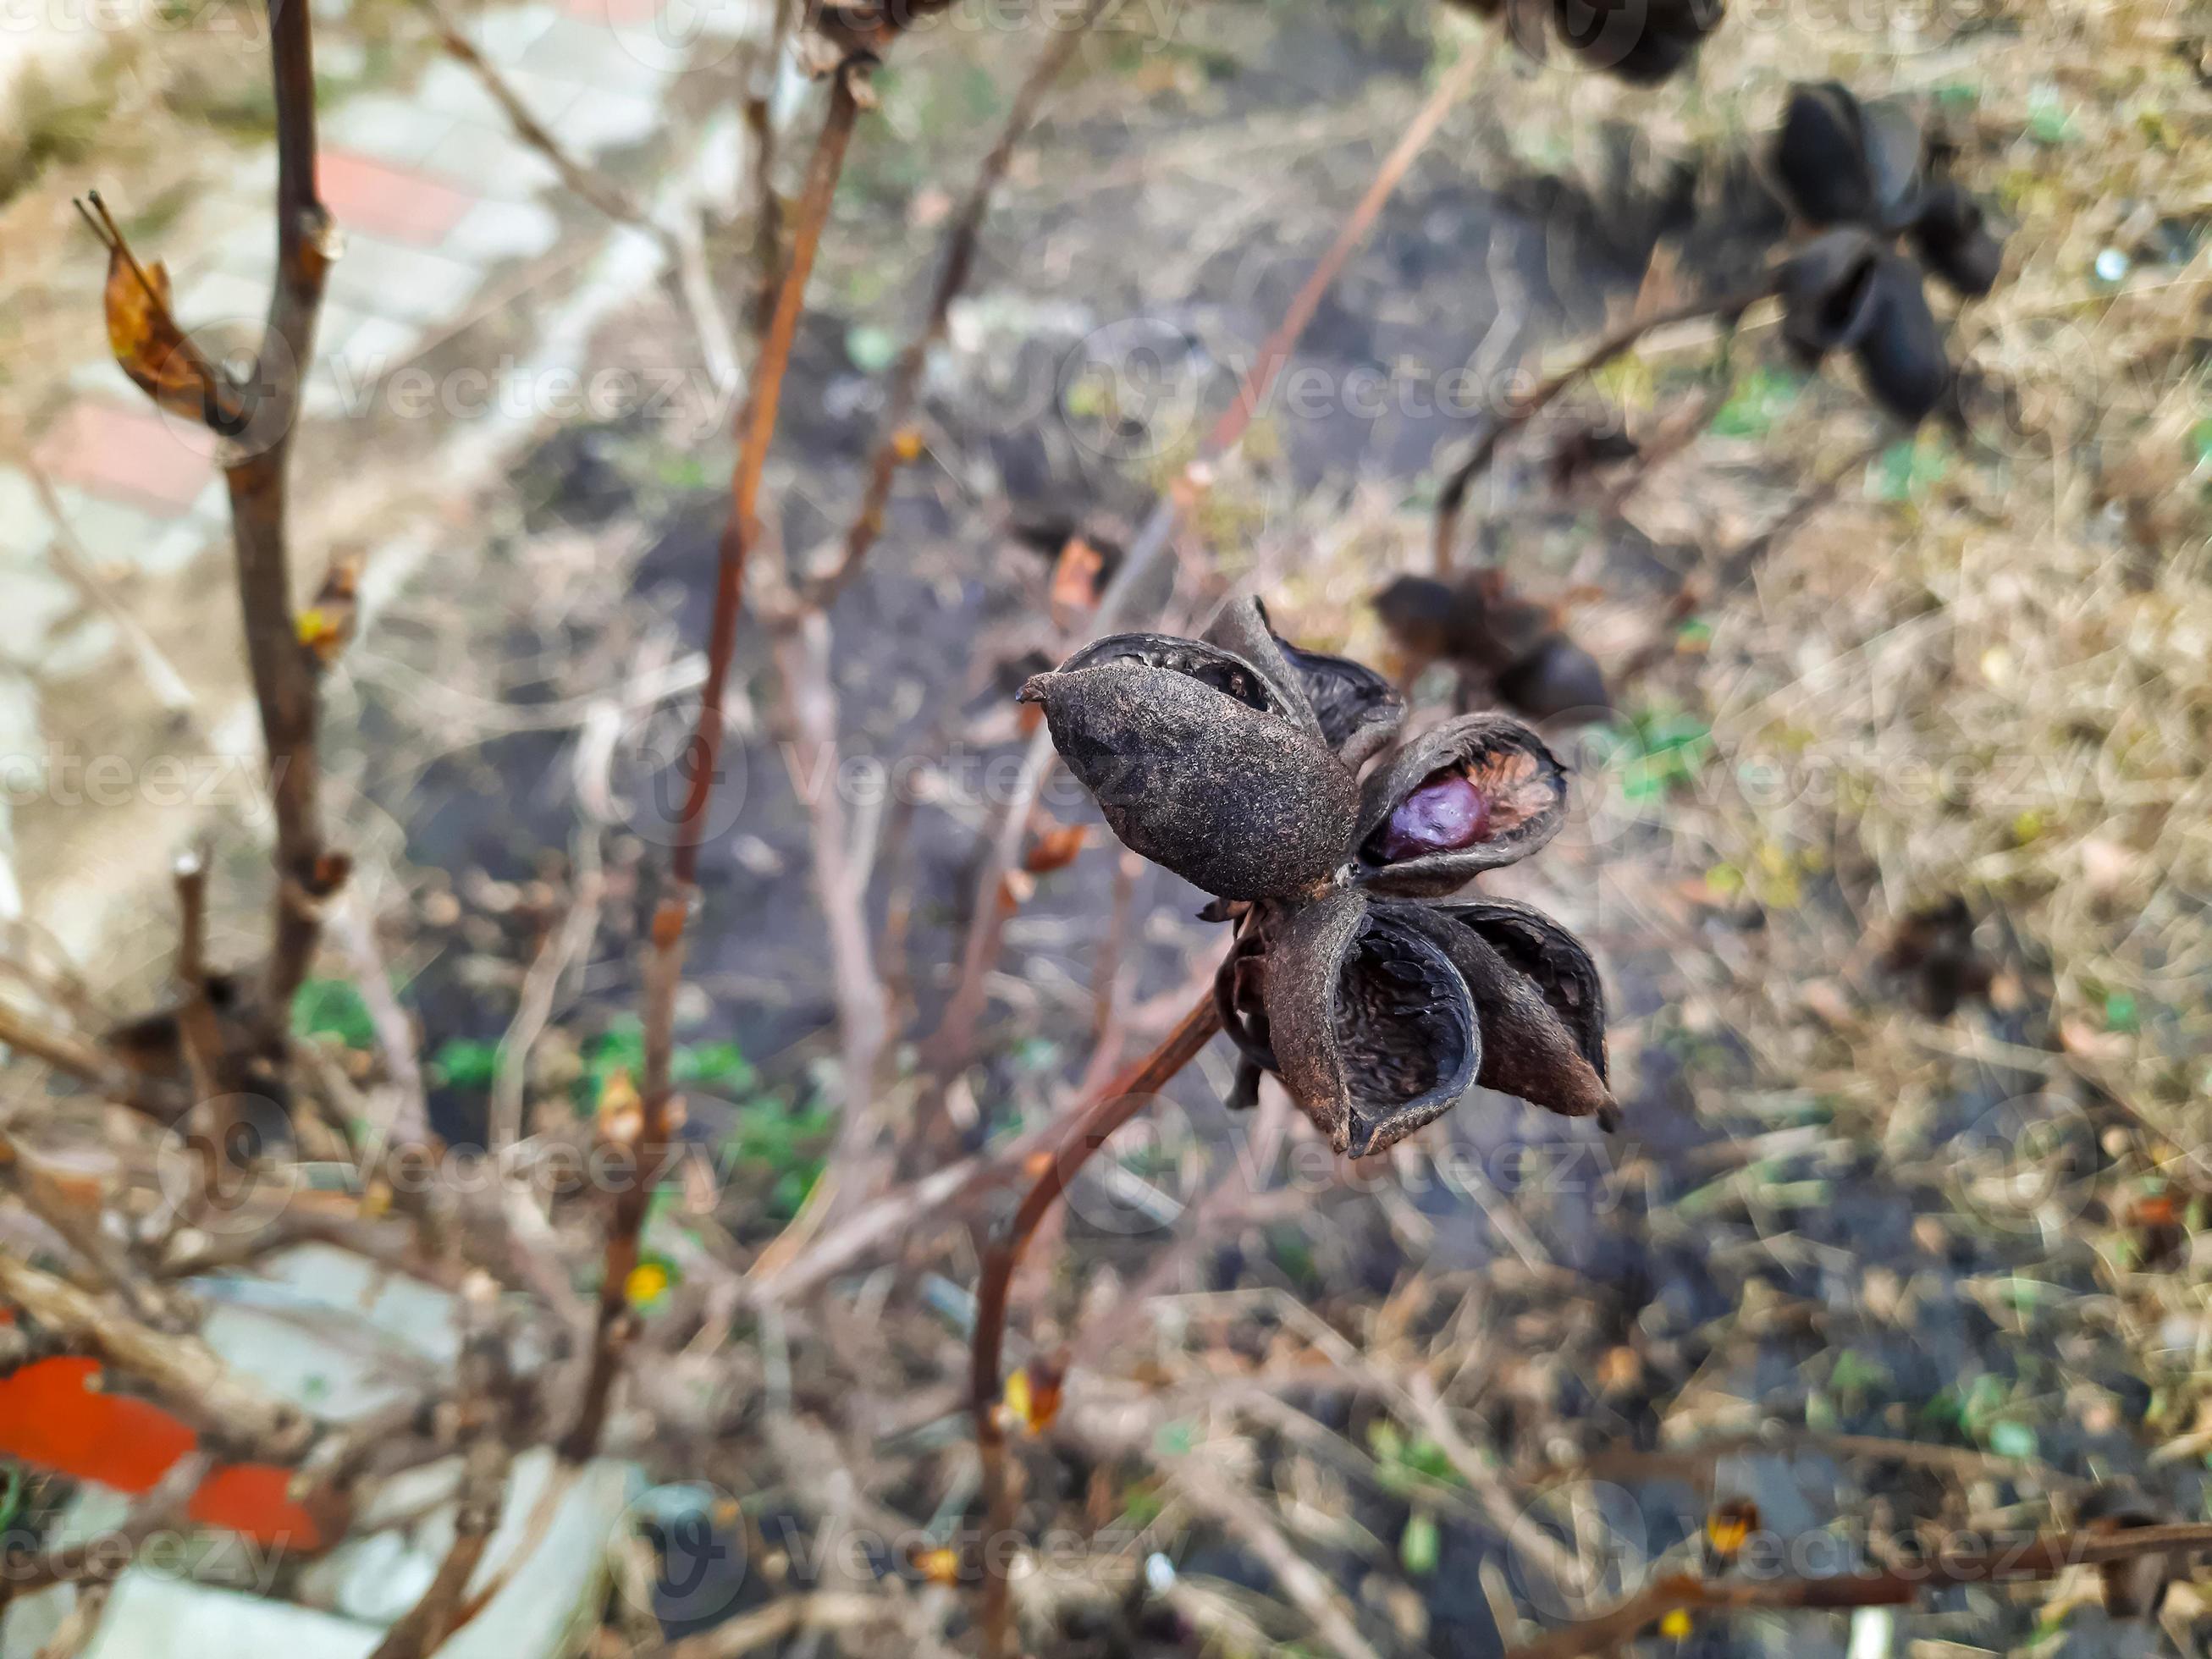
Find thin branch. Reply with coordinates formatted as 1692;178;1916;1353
21;460;195;715
922;47;1487;1125
365;1276;517;1659
815;0;1106;601
971;989;1222;1657
0;1252;313;1458
1500;1518;2212;1659
1431;279;1776;574
0;1122;177;1327
672;67;863;893
743;0;796;337
228;0;344;1037
768;614;887;1173
409;0;651;225
0;998;172;1119
564;63;867;1468
490;832;604;1152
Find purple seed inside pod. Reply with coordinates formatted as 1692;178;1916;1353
1371;769;1491;863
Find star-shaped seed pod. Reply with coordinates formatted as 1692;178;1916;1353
1020;598;1612;1157
1444;0;1721;84
1763;83;2007;425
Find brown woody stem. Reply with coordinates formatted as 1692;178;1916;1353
227;0;339;1035
971;990;1223;1657
564;67;864;1466
1431;279;1777;574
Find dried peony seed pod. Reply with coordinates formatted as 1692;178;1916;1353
1851;252;1950;425
1551;0;1720;85
1371;576;1461;666
1204;597;1404;767
1262;890;1479;1158
1019;637;1359;901
1354;716;1569;896
1766;82;1922;231
1273;638;1404;769
1779;228;1884;363
1909;182;2005;297
1415;899;1611;1118
1496;635;1611;723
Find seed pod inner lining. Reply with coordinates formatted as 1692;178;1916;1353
1363;747;1553;868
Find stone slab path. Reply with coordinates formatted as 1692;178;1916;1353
0;0;758;968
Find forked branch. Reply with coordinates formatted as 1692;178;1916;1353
970;990;1223;1657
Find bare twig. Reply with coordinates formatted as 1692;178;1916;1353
227;0;344;1034
816;0;1106;601
1500;1519;2212;1659
661;1591;898;1657
0;1252;313;1458
971;989;1222;1656
21;460;195;715
0;1122;176;1326
366;1276;518;1658
0;998;168;1118
410;0;651;225
1431;280;1777;574
743;0;797;335
565;66;867;1468
170;846;234;1233
768;614;887;1171
490;833;604;1152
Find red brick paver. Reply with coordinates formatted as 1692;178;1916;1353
32;400;215;515
319;151;478;247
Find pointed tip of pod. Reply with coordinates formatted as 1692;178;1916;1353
1016;673;1056;706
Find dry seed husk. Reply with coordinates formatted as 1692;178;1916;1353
1405;905;1612;1118
1552;0;1714;84
1769;82;1875;225
1852;252;1950;424
1427;898;1608;1084
1910;183;2004;297
1779;228;1883;363
1354;716;1568;896
1205;597;1404;766
1022;659;1358;901
1056;631;1303;722
1264;889;1478;1157
1273;639;1404;768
